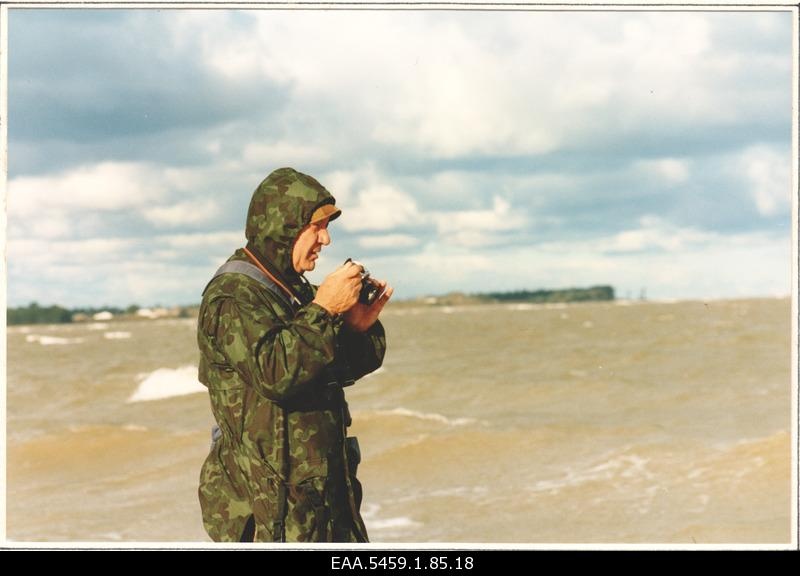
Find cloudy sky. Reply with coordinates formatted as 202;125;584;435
5;7;794;307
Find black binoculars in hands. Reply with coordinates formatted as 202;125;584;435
344;258;381;305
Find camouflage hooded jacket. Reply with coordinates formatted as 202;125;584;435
197;168;386;542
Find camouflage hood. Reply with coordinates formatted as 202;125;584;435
244;167;338;300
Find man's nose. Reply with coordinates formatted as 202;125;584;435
319;228;331;246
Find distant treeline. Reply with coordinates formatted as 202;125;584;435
484;285;615;303
8;303;73;325
8;302;141;325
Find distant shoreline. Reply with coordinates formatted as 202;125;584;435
386;294;791;311
6;289;791;326
402;285;615;307
7;286;616;325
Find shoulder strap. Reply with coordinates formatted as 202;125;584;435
203;260;296;310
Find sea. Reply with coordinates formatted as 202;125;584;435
5;297;794;544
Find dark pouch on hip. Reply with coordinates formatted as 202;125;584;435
345;436;361;477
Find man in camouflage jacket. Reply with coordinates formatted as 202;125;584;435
197;167;392;542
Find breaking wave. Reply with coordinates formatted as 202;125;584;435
365;407;475;427
360;503;422;534
104;331;132;340
127;366;206;403
25;335;84;346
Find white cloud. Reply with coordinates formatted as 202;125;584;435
344;183;420;232
426;171;480;201
740;144;792;217
320;170;357;205
331;165;527;243
25;214;73;240
8;237;139;271
170;11;788;158
6;231;241;307
7;231;243;288
357;234;420;249
7;161;210;241
437;196;525;232
160;231;245;266
433;196;527;248
8;161;167;216
333;167;421;232
434;226;790;301
408;243;494;281
604;215;714;253
107;260;215;305
143;199;219;227
7;11;791;307
7;161;246;242
636;158;690;185
242;142;331;167
162;231;243;250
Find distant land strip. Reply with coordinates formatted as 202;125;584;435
6;285;615;325
486;285;615;303
400;285;616;307
6;303;194;325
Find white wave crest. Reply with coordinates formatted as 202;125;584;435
359;503;422;533
528;452;655;495
10;326;33;334
122;424;149;432
127;366;206;403
360;503;381;519
369;516;423;531
372;407;475;427
507;303;536;311
25;334;85;346
104;331;132;340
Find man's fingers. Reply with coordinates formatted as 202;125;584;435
340;263;362;278
373;285;394;310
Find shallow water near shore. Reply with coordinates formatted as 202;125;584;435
6;297;793;543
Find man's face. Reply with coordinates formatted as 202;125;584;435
292;218;331;273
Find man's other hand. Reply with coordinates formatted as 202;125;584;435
343;280;394;332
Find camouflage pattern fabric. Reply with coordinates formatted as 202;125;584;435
197;167;386;542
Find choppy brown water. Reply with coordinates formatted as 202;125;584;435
6;298;794;543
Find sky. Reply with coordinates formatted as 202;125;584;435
4;7;795;308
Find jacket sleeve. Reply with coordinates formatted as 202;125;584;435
338;320;386;381
212;296;340;403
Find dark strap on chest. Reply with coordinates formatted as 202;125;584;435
203;260;296;310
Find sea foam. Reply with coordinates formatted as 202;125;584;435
359;503;422;533
371;407;475;427
104;331;132;340
369;516;423;531
25;335;85;346
127;366;206;403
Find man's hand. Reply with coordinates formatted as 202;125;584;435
312;261;362;315
343;279;394;332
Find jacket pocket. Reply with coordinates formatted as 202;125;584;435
285;459;330;542
198;441;252;542
235;451;283;541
